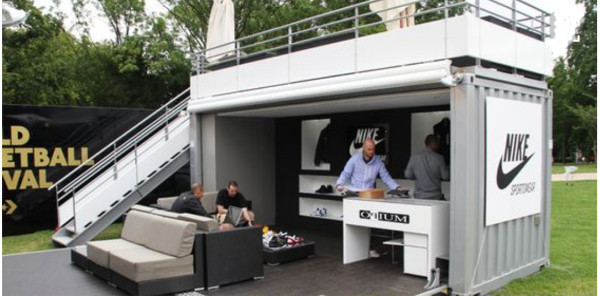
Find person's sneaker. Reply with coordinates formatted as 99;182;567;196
369;250;381;258
315;185;327;193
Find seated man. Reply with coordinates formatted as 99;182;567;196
171;183;208;216
216;180;255;230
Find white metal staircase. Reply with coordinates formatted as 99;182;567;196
50;89;192;247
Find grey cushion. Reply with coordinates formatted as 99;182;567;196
110;248;193;282
87;239;145;268
201;192;218;214
121;211;155;245
144;215;196;257
178;213;219;232
153;209;180;219
130;205;155;213
156;196;177;210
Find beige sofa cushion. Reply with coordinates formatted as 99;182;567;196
178;213;219;232
152;209;180;219
144;215;196;257
110;248;193;282
121;211;155;245
130;205;155;213
201;191;218;214
87;239;145;268
156;196;177;210
121;211;157;246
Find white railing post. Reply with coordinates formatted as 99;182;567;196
511;0;517;31
71;188;76;232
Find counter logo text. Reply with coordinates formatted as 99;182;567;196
359;210;409;224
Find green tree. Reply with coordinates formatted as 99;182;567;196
549;0;597;163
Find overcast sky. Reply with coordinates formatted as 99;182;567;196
34;0;585;60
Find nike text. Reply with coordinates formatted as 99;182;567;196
504;133;530;162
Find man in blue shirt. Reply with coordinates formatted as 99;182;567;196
336;138;401;258
336;138;401;193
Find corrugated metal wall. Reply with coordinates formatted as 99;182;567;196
449;73;551;295
472;85;548;286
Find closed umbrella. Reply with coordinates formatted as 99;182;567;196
2;2;28;28
206;0;235;64
369;0;416;31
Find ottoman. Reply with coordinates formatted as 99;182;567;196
263;241;315;266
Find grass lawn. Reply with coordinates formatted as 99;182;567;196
552;162;597;174
2;222;123;255
493;180;597;296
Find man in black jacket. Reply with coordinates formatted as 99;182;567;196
171;183;208;216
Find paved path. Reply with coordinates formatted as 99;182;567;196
551;172;597;182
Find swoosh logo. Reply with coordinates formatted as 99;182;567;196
349;138;384;155
496;153;535;189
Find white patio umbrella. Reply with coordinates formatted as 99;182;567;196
2;2;28;28
369;0;416;31
206;0;236;64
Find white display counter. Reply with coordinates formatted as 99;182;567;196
343;197;449;280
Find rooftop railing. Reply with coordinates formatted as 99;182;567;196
192;0;553;74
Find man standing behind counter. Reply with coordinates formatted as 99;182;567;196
336;138;402;193
336;138;401;258
405;134;449;200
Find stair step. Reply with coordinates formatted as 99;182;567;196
65;224;75;233
52;234;73;247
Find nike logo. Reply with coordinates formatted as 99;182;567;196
496;153;535;189
349;138;384;155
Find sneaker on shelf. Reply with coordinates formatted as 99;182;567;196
287;235;305;246
325;185;334;193
315;185;327;193
320;208;328;217
311;208;323;217
369;250;381;258
268;237;286;250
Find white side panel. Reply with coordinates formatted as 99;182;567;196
197;67;237;97
238;55;288;90
479;19;517;67
516;35;546;74
137;118;190;181
404;247;429;276
60;118;190;231
290;40;356;82
357;20;445;72
446;14;479;58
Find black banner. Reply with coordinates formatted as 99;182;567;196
2;105;188;236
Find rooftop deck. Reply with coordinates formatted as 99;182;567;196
190;0;553;106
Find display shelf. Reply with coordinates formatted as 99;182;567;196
299;174;339;195
299;193;343;202
299;197;343;221
383;238;427;249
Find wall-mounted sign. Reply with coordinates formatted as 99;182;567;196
347;124;389;163
485;97;543;226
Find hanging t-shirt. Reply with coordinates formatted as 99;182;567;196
433;118;450;165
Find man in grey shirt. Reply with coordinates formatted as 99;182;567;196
405;135;449;200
